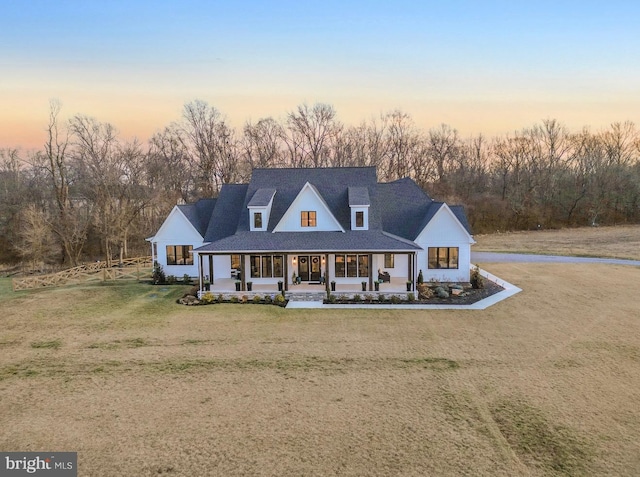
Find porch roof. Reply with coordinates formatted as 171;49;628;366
194;230;422;253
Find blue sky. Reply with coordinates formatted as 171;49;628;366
2;0;639;149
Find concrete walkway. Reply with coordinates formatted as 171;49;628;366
472;252;640;266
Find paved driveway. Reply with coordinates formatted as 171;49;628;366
472;252;640;267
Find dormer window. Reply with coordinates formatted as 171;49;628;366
348;186;370;230
351;207;368;230
248;188;275;231
301;211;317;227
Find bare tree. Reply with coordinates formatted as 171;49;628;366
418;124;462;196
18;204;57;269
241;117;286;171
286;103;342;168
0;148;31;262
148;125;194;203
70;115;153;265
35;101;90;266
180;100;240;196
380;110;420;181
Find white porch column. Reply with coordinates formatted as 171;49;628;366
198;253;204;294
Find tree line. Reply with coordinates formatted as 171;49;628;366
1;99;639;268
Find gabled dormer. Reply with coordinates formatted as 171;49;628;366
348;187;370;230
248;188;276;231
273;182;344;232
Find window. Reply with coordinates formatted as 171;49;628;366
273;255;283;277
358;255;369;277
384;253;395;268
355;211;364;227
231;254;241;270
347;254;357;277
261;255;272;278
249;255;284;278
335;255;345;277
428;247;459;269
254;212;263;229
166;245;193;265
301;211;317;227
250;255;261;278
334;254;369;278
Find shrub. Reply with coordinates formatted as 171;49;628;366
241;295;249;303
471;266;485;289
202;292;215;304
152;261;166;285
230;296;239;303
327;293;337;303
166;275;177;285
264;295;273;304
364;294;374;303
390;294;402;304
378;294;386;302
274;294;286;306
434;286;449;298
182;274;191;285
252;295;262;304
217;294;224;303
417;270;424;284
338;295;348;303
353;294;362;302
407;292;415;302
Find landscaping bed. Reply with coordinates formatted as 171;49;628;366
323;280;504;306
177;288;288;307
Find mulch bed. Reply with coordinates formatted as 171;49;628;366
324;281;505;306
424;281;504;305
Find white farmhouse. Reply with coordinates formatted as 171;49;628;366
148;167;475;293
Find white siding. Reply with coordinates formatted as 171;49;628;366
415;205;473;282
374;253;408;279
200;255;234;282
350;207;369;230
274;183;343;232
152;207;204;278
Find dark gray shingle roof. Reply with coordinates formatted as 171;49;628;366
203;184;248;242
240;167;379;232
177;199;216;236
247;188;276;207
195;230;421;253
376;178;434;240
348;186;370;206
192;167;471;251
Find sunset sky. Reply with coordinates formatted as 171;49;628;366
2;0;639;151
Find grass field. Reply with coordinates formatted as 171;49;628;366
1;244;640;475
474;224;640;260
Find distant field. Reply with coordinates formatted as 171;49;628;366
1;261;640;476
474;224;640;260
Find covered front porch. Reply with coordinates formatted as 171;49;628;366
196;251;418;297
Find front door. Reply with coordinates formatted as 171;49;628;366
297;255;322;282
